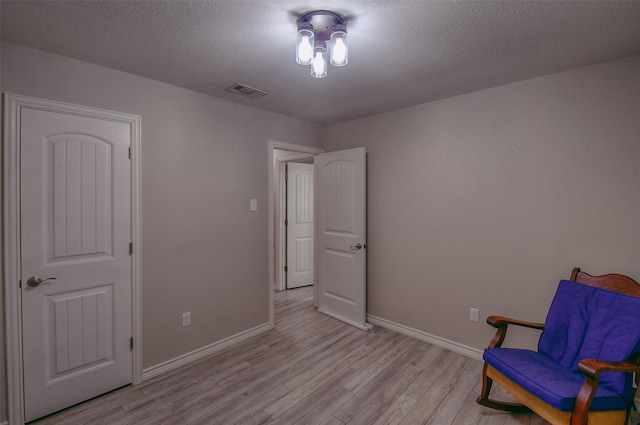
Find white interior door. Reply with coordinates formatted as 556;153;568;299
316;147;369;330
286;163;314;289
20;107;133;421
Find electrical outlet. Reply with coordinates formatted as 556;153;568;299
470;308;479;322
182;311;191;327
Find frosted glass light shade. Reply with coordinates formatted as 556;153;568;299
329;28;348;66
296;25;315;65
311;44;328;78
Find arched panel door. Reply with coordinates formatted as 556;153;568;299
20;107;133;422
316;147;369;330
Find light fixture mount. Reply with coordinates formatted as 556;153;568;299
298;10;345;43
296;10;348;78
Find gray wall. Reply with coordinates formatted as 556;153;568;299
324;55;640;351
1;39;639;423
0;41;323;377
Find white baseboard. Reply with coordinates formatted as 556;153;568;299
142;322;271;381
367;314;484;361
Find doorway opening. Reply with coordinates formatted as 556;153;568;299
282;158;315;290
267;141;323;327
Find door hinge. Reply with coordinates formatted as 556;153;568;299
284;265;288;272
19;279;22;289
130;337;134;350
284;219;288;226
129;242;133;255
128;146;133;159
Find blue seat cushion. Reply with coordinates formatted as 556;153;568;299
484;348;629;411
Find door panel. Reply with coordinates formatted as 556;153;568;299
325;249;356;302
48;134;113;262
316;147;369;330
48;285;114;380
21;108;132;422
286;163;315;289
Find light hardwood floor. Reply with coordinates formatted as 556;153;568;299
30;286;639;425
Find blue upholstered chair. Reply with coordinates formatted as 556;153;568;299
477;268;640;425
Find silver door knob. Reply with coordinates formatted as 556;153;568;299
350;243;363;250
26;276;57;288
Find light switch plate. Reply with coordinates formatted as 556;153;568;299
470;308;479;322
250;199;258;211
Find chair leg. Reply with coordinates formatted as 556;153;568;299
476;362;494;405
476;363;531;413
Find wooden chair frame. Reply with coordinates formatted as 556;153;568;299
476;268;640;425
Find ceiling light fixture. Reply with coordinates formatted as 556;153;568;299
296;10;348;79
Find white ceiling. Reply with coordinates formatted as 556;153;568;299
2;1;640;125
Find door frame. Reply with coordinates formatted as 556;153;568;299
267;140;323;327
3;93;143;424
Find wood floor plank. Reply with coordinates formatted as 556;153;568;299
181;357;311;423
264;369;360;425
265;344;370;418
333;346;424;423
217;341;317;390
371;394;418;425
478;411;510;425
451;375;489;425
477;385;522;425
189;383;291;425
300;325;365;365
424;365;481;424
342;338;418;393
402;348;456;400
301;329;370;368
121;360;248;413
292;388;354;425
397;354;472;425
234;411;272;425
221;385;291;425
117;379;225;425
319;416;345;425
344;364;423;425
80;406;128;425
30;286;564;425
28;390;132;425
503;412;535;425
411;344;446;370
349;331;409;372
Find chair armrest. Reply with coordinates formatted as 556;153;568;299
571;357;640;425
485;316;545;349
577;358;640;379
487;316;545;330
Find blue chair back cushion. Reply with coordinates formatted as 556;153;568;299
484;280;640;411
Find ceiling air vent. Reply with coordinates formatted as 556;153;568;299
225;83;269;99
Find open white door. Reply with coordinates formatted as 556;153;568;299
20;106;133;421
286;163;314;289
316;147;369;330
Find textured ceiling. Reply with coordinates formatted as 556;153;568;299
2;1;640;124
